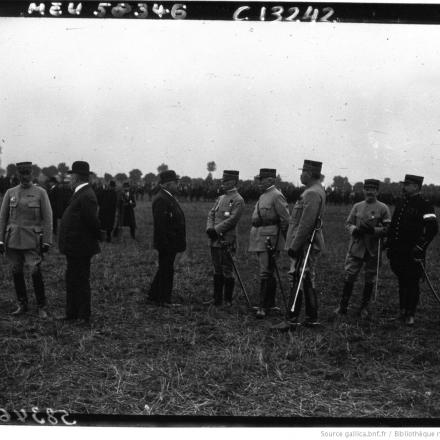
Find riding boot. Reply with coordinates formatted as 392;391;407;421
304;276;318;324
287;285;303;323
336;281;354;314
224;277;235;306
213;274;224;306
12;272;28;315
32;269;46;309
266;276;277;310
256;279;269;318
359;282;374;318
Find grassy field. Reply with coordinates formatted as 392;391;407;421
1;200;440;419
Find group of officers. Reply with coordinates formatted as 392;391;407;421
0;159;438;328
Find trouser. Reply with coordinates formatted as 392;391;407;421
256;251;277;309
7;248;46;308
211;247;235;304
344;251;377;284
287;250;320;320
65;255;92;320
389;249;423;317
149;250;177;304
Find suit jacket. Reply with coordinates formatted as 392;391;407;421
58;184;101;256
206;189;244;248
152;188;186;253
0;184;53;249
285;182;326;253
98;188;117;230
248;186;290;252
345;200;391;258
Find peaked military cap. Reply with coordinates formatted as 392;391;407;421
68;161;92;175
16;162;32;174
255;168;276;180
159;170;179;184
401;174;424;186
222;170;239;182
364;179;380;190
299;160;322;174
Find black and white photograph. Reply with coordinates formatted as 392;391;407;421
1;0;440;430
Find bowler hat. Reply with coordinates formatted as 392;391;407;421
68;161;92;176
364;179;380;190
255;168;276;180
401;174;424;186
159;170;179;184
222;170;239;182
16;162;32;174
299;160;322;174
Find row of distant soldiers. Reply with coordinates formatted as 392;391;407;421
205;160;438;328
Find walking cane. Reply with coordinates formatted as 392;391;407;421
418;260;440;306
219;234;251;308
265;237;289;315
373;238;381;303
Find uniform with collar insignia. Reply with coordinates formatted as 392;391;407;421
387;174;438;325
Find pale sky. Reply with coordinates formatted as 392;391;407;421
1;15;440;184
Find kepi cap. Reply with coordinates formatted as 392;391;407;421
364;179;380;190
222;170;239;182
401;174;424;186
299;160;322;174
16;162;32;174
255;168;276;180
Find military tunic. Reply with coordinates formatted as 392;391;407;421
344;200;391;284
0;184;52;272
248;186;289;279
387;194;438;317
285;182;326;287
206;189;244;278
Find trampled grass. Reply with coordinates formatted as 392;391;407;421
1;200;440;418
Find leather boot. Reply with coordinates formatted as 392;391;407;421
359;282;374;319
304;276;319;325
32;269;46;309
213;274;224;306
224;277;235;306
256;279;268;319
335;281;354;314
287;285;302;324
266;276;277;311
12;272;28;315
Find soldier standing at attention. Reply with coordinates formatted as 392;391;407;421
249;169;290;319
335;179;391;318
0;162;52;318
206;170;244;306
285;160;326;327
387;174;438;326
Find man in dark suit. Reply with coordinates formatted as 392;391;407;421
148;170;186;306
58;161;101;325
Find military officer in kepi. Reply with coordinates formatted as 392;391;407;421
335;179;391;318
387;174;438;326
0;161;52;318
206;170;245;307
249;168;290;319
285;160;326;327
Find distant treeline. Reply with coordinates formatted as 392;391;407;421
1;163;440;206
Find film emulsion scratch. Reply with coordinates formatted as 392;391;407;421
0;1;440;23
